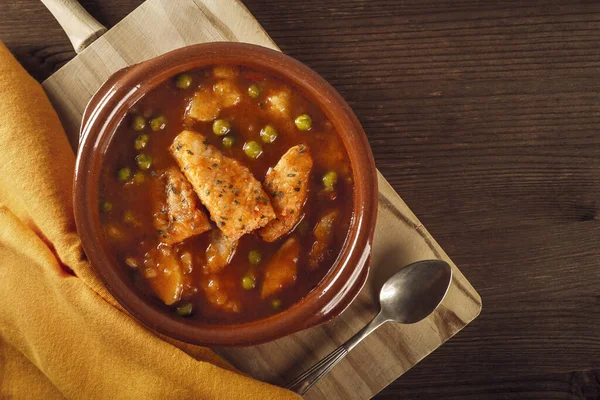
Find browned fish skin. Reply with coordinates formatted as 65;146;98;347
259;145;313;242
170;130;276;241
204;230;238;274
153;167;211;245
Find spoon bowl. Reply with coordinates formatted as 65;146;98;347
380;259;452;324
287;259;452;394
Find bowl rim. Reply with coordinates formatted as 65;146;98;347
74;42;378;346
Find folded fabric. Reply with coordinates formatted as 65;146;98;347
0;41;299;400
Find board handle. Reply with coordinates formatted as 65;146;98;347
40;0;107;53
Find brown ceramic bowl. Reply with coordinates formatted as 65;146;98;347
74;42;377;347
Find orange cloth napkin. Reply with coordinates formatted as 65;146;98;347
0;42;299;400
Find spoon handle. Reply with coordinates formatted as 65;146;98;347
286;312;388;395
285;345;348;395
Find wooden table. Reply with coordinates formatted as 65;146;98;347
2;1;599;398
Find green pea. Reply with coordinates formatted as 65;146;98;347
260;125;278;143
271;299;281;309
248;250;262;265
294;114;312;131
322;170;338;191
134;134;149;151
243;141;263;159
135;154;152;170
212;119;231;136
133;171;145;184
222;136;235;149
102;201;112;213
242;275;256;290
131;115;146;131
117;167;131;182
176;302;193;316
175;73;193;89
248;84;261;98
150;115;167;131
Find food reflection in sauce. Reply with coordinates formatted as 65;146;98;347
100;65;353;323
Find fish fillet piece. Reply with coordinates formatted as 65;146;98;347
259;145;313;242
153;167;212;245
170;130;276;241
142;245;185;305
261;236;300;299
308;210;339;269
204;230;238;274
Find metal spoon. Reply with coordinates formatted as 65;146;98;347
286;259;452;395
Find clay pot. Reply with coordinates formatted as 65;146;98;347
74;42;377;346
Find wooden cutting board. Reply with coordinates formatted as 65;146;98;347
42;1;482;398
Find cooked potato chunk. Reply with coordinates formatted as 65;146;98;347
201;275;242;313
260;145;313;242
153;167;211;245
213;65;239;79
170;130;276;241
204;230;238;274
185;80;241;122
308;210;339;269
266;89;291;117
261;236;300;299
213;80;241;108
185;88;221;122
143;245;185;305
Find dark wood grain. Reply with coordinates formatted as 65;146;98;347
1;1;599;399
